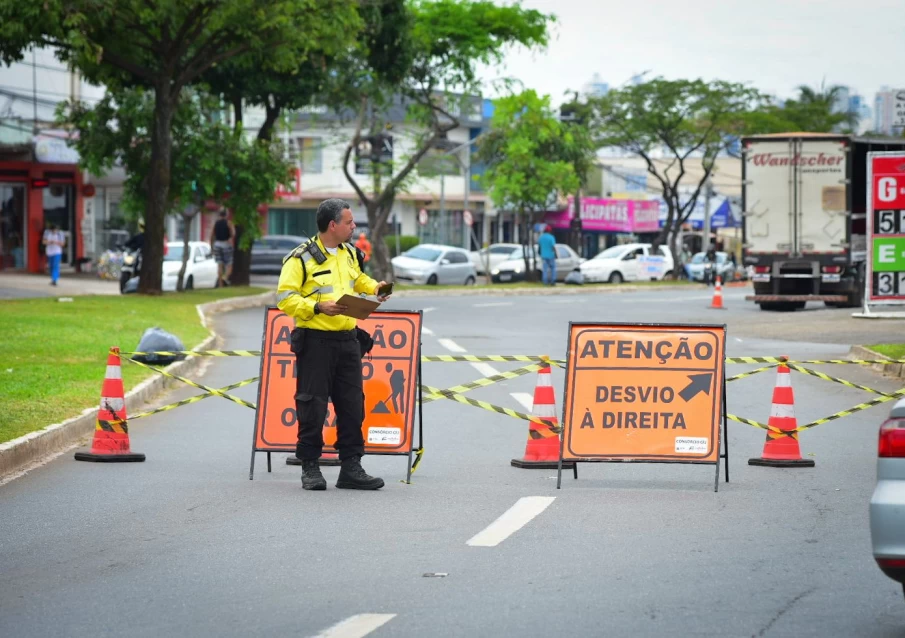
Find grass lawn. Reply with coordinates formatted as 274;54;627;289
0;287;266;444
866;344;905;360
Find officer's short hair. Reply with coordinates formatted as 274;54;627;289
316;198;352;232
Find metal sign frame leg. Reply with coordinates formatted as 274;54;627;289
403;353;423;485
715;370;729;492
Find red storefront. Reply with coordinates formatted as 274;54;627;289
0;135;86;274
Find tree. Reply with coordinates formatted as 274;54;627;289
588;78;762;268
743;82;859;134
336;0;553;281
202;0;405;285
0;0;356;293
60;88;291;290
477;90;588;279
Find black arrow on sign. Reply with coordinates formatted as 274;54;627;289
679;373;713;402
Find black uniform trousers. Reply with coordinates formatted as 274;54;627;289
293;328;365;461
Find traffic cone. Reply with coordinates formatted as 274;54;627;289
74;347;145;463
748;357;814;468
511;361;573;469
709;276;726;309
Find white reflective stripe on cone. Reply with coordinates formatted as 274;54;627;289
105;365;122;380
99;397;125;411
770;403;795;418
536;372;552;386
532;404;557;417
775;372;791;387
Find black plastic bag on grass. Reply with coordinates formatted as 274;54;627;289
133;327;187;365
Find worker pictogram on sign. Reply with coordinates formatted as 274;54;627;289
250;307;423;482
557;322;729;491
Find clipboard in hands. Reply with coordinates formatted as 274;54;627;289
336;294;381;320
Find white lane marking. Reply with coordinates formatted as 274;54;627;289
422;326;434;336
511;392;534;411
471;362;499;378
422;307;436;313
474;302;513;308
438;338;466;353
311;614;396;638
550;298;586;304
438;337;499;378
467;497;556;547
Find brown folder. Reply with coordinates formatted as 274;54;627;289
335;294;381;320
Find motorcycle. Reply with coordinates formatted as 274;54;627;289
703;261;715;286
119;246;142;294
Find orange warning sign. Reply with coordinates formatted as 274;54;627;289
561;323;726;463
252;307;421;456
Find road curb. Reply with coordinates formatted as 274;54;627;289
389;282;719;297
0;291;277;484
849;345;905;381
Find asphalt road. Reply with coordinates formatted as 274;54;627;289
2;286;905;637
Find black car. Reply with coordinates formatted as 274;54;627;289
250;235;309;274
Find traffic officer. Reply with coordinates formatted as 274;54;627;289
277;198;392;491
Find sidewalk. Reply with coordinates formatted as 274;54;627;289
0;272;119;299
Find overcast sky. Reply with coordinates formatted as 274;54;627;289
485;0;904;104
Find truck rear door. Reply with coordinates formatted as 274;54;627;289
796;138;848;257
745;139;795;255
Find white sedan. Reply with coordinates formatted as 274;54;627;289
162;241;219;291
580;243;675;284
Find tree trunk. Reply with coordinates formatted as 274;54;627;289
367;200;393;282
257;102;281;142
668;230;682;280
139;86;176;294
232;223;252;286
176;212;192;292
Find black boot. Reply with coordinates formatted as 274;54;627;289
336;456;384;490
301;459;327;491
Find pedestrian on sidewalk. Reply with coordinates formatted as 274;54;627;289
354;232;372;273
538;225;557;286
42;223;65;286
277;198;393;491
210;209;235;287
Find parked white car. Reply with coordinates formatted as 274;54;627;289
580;243;675;284
391;244;477;286
469;243;522;275
490;244;582;283
162;241;219;291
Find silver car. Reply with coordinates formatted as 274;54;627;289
490;244;582;283
870;398;905;598
391;243;477;286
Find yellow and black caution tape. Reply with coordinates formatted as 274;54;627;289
725;356;905;366
124;355;257;410
788;365;894;398
411;448;425;473
97;418;128;433
420;354;546;363
130;377;260;421
794;386;905;432
421;363;544;404
120;349;261;358
421;383;559;432
727;363;777;383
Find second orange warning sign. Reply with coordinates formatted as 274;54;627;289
561;323;726;463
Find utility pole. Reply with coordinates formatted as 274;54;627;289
702;177;713;252
31;47;38;135
463;146;471;250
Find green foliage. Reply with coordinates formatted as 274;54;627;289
384;235;421;258
335;0;554;281
59;88;291;248
477;90;583;217
1;0;356;293
743;83;859;134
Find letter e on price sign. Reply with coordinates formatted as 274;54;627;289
560;323;726;470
